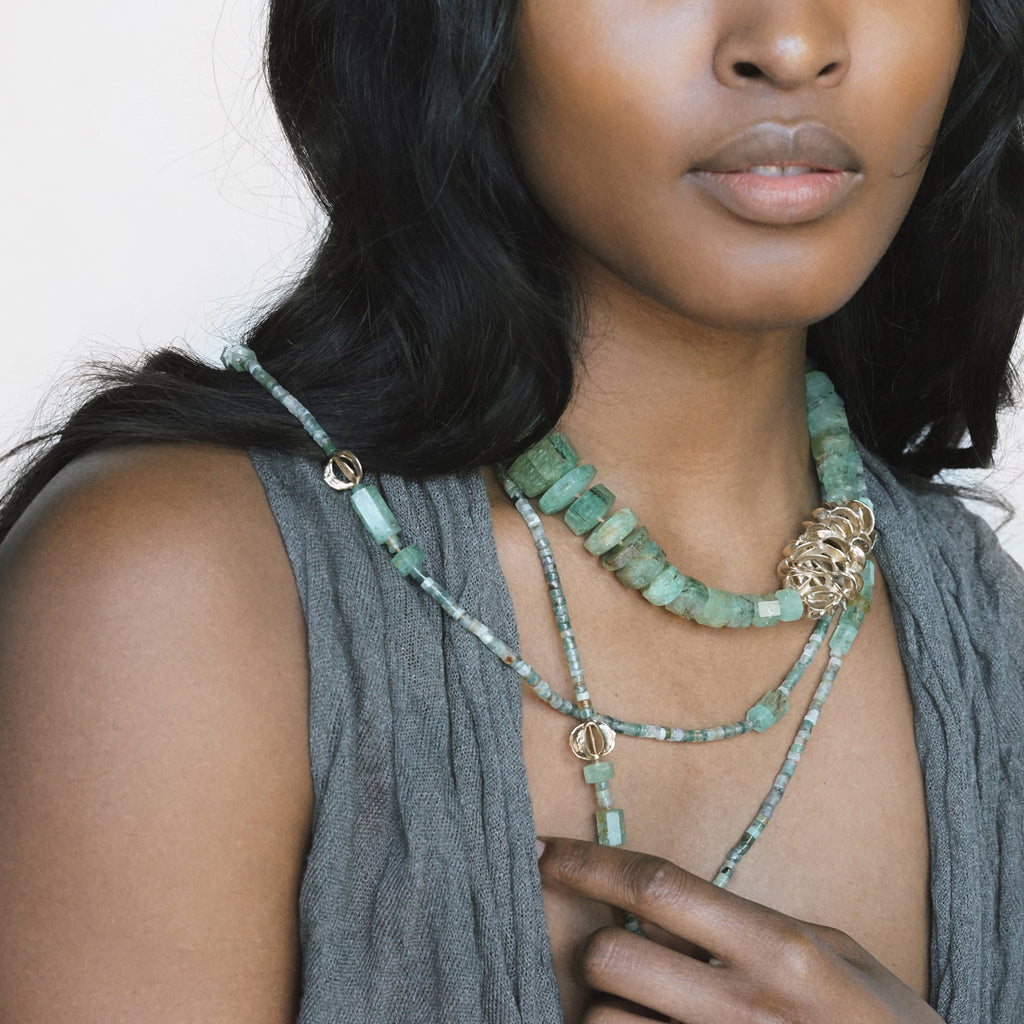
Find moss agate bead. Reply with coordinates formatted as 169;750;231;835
564;484;615;536
506;433;579;496
642;565;687;607
539;464;597;514
585;509;638;555
350;484;401;545
616;540;667;589
596;807;626;847
600;527;650;572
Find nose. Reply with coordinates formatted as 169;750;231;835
713;2;850;91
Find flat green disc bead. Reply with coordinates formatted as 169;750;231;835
694;588;754;628
642;565;687;607
583;760;615;784
506;433;579;496
564;484;615;535
600;527;650;571
616;540;667;589
666;577;709;619
350;484;401;545
596;807;626;847
539;464;596;514
804;370;837;407
585;509;638;555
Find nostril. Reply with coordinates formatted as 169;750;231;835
734;61;763;78
819;62;839;77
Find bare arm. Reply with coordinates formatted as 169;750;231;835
0;445;312;1023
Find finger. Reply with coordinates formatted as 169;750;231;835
583;994;678;1023
537;836;785;964
578;925;743;1024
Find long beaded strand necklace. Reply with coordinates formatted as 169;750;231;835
221;342;876;904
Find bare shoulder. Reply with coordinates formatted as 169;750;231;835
0;444;311;1023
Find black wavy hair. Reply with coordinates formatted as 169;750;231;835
2;0;1023;541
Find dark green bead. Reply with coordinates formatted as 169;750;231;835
506;433;579;496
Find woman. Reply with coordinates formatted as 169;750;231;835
1;1;1023;1022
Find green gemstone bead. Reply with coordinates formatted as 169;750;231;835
665;577;709;619
539;464;597;514
746;688;790;733
596;807;626;847
752;594;783;628
804;370;837;409
584;509;638;555
776;587;804;622
583;760;615;784
391;545;425;578
616;540;667;589
600;527;650;572
811;427;851;461
564;484;615;536
807;400;849;440
694;588;754;628
350;484;401;545
506;433;579;496
642;565;687;607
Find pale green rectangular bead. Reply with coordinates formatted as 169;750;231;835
583;760;615;784
350;484;401;545
596;807;626;847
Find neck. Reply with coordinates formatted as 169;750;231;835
556;268;819;593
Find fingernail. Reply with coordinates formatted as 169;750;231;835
536;838;546;859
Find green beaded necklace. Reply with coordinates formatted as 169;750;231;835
222;342;876;905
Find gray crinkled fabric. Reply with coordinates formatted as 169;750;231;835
249;448;1024;1024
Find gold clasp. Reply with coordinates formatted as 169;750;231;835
324;451;364;491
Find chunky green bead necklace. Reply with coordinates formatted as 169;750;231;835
222;343;875;903
504;369;876;628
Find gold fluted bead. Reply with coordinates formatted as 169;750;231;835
777;500;877;619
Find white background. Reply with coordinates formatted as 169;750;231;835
2;0;1022;563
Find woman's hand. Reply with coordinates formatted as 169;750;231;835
537;837;942;1024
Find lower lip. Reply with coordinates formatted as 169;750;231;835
688;169;861;225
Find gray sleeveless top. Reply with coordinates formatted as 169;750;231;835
250;449;1024;1024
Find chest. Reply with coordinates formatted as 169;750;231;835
493;504;931;1022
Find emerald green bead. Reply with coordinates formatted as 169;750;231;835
694;588;754;628
752;595;783;628
666;577;709;619
564;484;615;536
804;369;837;407
642;565;687;607
746;689;790;733
807;400;848;440
616;540;667;589
584;509;638;555
350;484;401;545
391;545;425;578
596;807;626;847
600;527;650;572
810;427;851;461
776;587;804;622
506;433;579;496
539;464;597;514
583;760;615;784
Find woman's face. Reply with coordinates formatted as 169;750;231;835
506;0;968;331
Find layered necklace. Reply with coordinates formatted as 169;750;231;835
223;342;877;913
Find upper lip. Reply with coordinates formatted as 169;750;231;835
690;122;861;174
